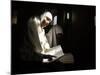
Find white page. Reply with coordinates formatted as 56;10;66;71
43;45;64;63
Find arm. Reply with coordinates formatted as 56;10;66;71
26;17;43;62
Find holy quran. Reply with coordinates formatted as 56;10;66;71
42;45;64;63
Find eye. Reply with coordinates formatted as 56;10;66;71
46;17;51;21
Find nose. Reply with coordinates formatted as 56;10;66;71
46;20;49;24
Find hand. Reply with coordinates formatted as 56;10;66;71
43;55;56;61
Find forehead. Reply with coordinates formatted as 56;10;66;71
46;16;51;20
43;12;52;20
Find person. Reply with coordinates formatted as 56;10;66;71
19;11;56;63
15;11;74;74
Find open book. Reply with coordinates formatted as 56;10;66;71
42;45;64;63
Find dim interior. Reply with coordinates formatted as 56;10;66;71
11;1;96;74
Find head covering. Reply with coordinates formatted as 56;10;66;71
40;11;52;22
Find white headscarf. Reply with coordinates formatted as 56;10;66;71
40;11;53;23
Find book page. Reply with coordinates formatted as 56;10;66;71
42;45;64;63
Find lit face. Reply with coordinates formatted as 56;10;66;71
41;16;52;28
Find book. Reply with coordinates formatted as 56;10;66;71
42;45;64;63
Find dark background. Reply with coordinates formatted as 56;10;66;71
11;1;96;74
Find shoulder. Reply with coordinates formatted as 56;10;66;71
28;16;40;28
32;17;40;25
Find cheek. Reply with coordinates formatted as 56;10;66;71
46;21;50;24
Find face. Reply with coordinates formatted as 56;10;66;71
41;16;51;28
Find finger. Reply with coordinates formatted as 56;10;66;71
51;55;56;58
